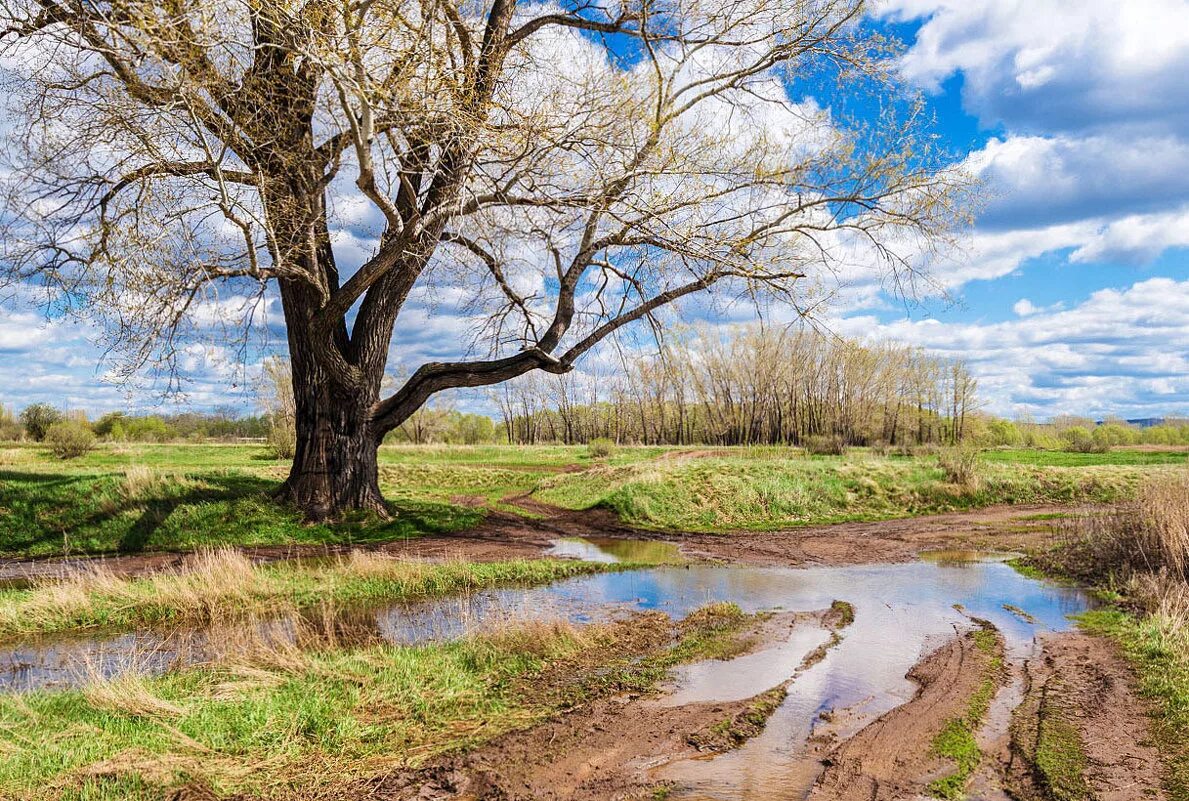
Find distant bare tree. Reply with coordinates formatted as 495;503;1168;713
0;0;972;518
260;355;297;458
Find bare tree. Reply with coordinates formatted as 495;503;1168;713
0;0;971;518
260;355;297;457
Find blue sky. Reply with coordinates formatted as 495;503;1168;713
1;0;1187;421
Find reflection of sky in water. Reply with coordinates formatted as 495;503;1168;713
657;560;1094;801
0;559;1091;706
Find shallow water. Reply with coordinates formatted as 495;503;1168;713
0;545;1091;779
545;536;684;564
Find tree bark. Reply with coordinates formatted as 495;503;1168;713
276;371;386;521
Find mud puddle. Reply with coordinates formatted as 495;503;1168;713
545;536;684;564
1;553;1090;712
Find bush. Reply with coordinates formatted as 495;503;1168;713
938;446;981;487
587;437;616;459
266;412;296;459
44;421;96;459
804;434;848;456
1061;426;1109;454
20;403;63;441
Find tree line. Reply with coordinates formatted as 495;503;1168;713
0;403;270;444
496;327;980;448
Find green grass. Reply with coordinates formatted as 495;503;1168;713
1079;607;1189;801
0;442;1170;558
535;455;1141;532
982;448;1189;467
0;469;481;558
0;625;585;800
0;604;760;801
928;628;1003;799
0;552;618;639
1033;714;1090;801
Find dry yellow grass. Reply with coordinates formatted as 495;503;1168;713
0;549;272;634
1137;470;1189;580
83;674;189;720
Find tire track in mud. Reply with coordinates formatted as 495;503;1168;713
808;625;1006;801
362;608;850;801
1007;632;1167;801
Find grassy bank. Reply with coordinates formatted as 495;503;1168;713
0;604;756;801
0;550;618;639
1025;470;1189;800
535;455;1142;531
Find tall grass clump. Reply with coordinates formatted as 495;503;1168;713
1046;471;1189;583
119;465;170;500
938;446;981;488
587;437;617;459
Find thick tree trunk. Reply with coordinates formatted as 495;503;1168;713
277;379;386;520
273;265;389;521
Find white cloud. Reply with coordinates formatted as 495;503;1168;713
835;277;1189;418
877;0;1189;136
1070;207;1189;265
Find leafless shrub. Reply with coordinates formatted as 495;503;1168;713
804;435;848;456
938;446;981;488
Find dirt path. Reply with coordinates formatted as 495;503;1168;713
1008;632;1167;801
354;622;1168;801
809;628;1004;801
0;495;1082;583
361;610;841;801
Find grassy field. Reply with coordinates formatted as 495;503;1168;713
980;448;1189;467
534;454;1142;531
0;441;1172;558
0;603;756;801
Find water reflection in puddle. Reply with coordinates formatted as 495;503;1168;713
0;546;1091;795
546;536;684;564
655;556;1090;801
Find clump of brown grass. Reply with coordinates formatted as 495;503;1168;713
0;549;269;635
83;673;188;719
1045;470;1189;583
1137;471;1189;580
120;465;163;500
938;446;982;489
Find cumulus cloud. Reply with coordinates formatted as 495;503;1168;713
835;277;1189;418
877;0;1189;136
967;134;1189;231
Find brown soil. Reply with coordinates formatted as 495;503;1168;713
809;628;1004;801
1008;632;1167;801
0;496;1081;584
354;610;834;801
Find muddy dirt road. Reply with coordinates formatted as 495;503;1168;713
0;497;1084;583
0;496;1166;801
